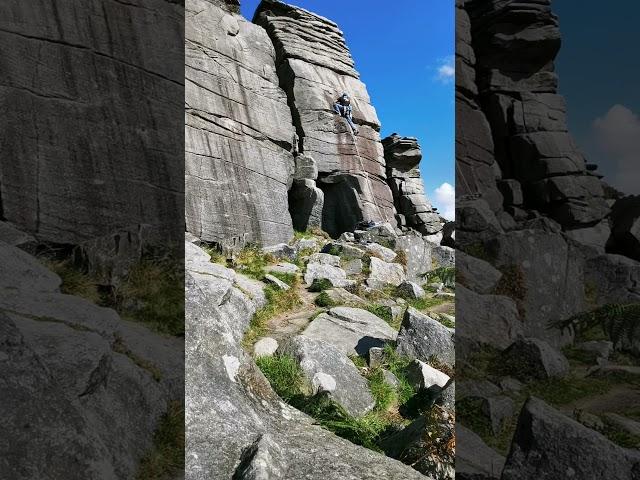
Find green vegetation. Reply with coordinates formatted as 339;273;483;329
268;271;297;287
601;418;640;449
293;229;315;240
136;401;185;480
315;291;338;308
423;267;455;289
527;376;614;406
255;354;309;401
257;346;421;452
325;245;341;257
116;256;185;336
235;245;275;280
364;304;395;327
308;278;333;292
457;396;518;455
201;244;226;265
406;296;447;312
394;249;408;267
552;303;640;347
42;259;101;303
243;285;302;348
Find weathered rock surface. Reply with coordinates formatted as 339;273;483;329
456;425;505;480
499;337;570;381
0;0;183;246
502;398;640;480
456;285;522;352
1;240;182;479
396;308;455;367
186;0;295;249
367;257;406;289
280;335;375;417
407;360;450;390
323;287;367;306
185;242;425;479
456;251;502;294
608;195;640;261
383;134;443;235
254;0;398;237
396;281;426;300
304;262;352;288
302;307;397;356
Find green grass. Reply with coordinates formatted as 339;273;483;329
243;285;302;348
116;257;185;336
235;245;275;280
135;401;185;480
201;244;226;265
268;271;298;287
563;345;599;366
315;291;338;308
42;259;101;304
423;267;455;288
257;351;414;452
367;368;397;411
457;396;518;455
293;230;315;240
406;296;448;312
255;354;309;401
308;278;333;292
350;355;367;368
601;418;640;449
381;345;416;406
527;376;615;406
364;304;395;326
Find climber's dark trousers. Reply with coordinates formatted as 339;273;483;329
333;103;358;134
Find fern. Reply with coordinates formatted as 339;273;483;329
423;266;455;288
551;304;640;346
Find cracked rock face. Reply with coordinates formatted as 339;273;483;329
0;239;183;479
185;0;296;249
185;241;427;480
254;0;397;237
0;0;184;245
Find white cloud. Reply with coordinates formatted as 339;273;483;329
593;104;640;194
435;56;455;84
433;182;455;220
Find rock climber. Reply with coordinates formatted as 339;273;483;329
333;93;359;135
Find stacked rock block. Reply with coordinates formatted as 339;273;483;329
185;0;296;249
254;0;397;237
382;134;442;235
466;0;610;235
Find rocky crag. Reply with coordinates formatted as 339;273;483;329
456;0;640;477
185;0;456;478
186;0;448;248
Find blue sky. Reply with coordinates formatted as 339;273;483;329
240;0;455;217
553;1;640;195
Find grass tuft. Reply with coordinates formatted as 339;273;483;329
308;278;333;292
42;259;101;304
243;286;302;348
135;401;185;480
315;291;338;308
235;245;274;280
255;354;309;401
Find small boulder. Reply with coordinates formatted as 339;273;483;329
322;288;367;306
499;337;570;381
368;347;384;368
366;257;406;289
304;263;351;289
457;425;505;480
406;360;450;390
302;307;397;356
343;258;363;275
308;253;341;266
365;243;397;262
254;337;279;358
262;243;296;261
382;370;400;388
396;308;455;367
339;232;355;242
268;262;299;275
263;274;290;291
280;336;376;417
396;281;426;299
295;238;319;253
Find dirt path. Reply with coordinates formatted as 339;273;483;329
266;285;321;343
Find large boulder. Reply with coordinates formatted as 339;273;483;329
302;307;397;356
280;336;375;417
396;307;455;367
185;242;426;479
502;398;640;479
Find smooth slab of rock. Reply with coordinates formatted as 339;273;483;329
254;337;279;358
406;360;450;390
366;257;406;289
323;288;367;306
263;274;290;291
395;281;426;300
303;263;348;287
365;242;397;262
499;337;570;381
280;336;375;417
396;307;455;367
0;241;61;293
0;222;35;247
502;398;640;479
302;307;397;356
268;262;300;275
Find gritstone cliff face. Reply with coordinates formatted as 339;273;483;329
186;0;446;248
0;0;184;245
